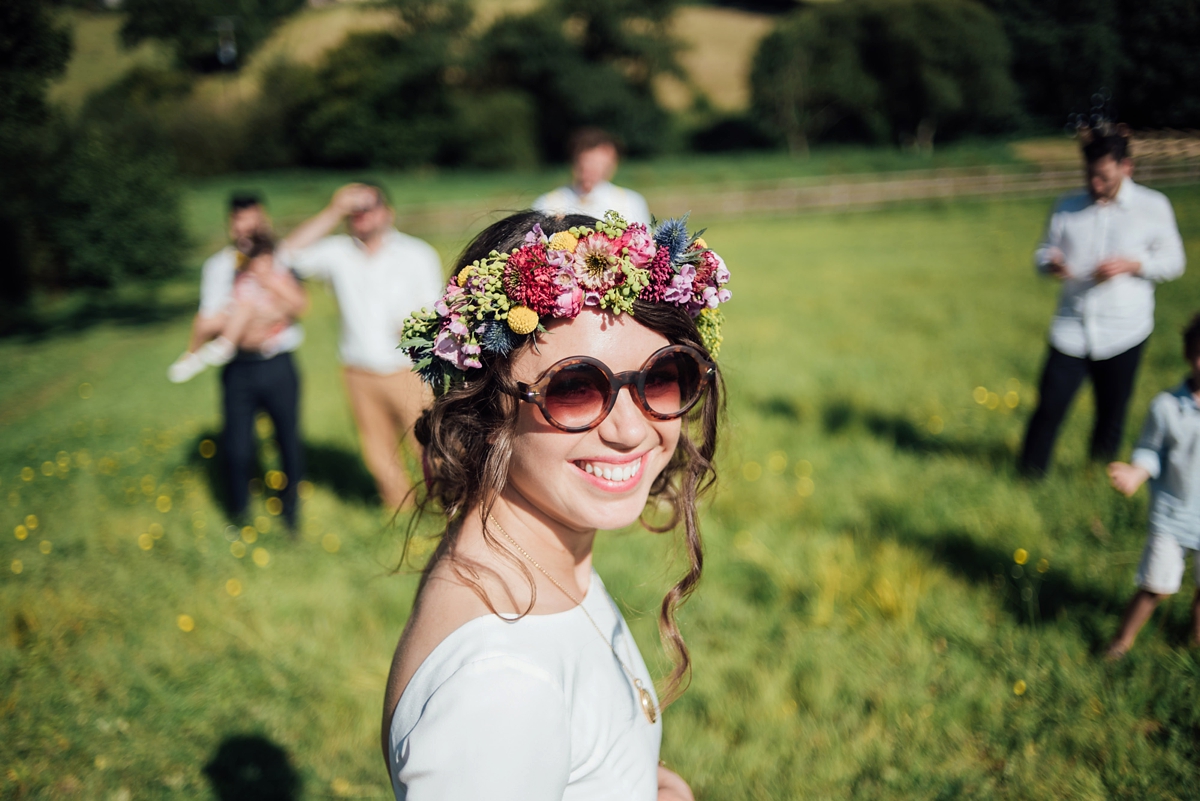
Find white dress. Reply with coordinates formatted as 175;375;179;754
388;570;662;800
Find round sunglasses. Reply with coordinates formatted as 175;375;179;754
509;345;716;433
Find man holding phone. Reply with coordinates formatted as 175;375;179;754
1019;131;1186;478
281;183;443;508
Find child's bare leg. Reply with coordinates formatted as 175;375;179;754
187;313;227;353
218;302;255;349
1107;590;1165;659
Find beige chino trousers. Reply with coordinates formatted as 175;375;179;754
342;367;429;509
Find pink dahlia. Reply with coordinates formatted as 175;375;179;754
572;233;622;292
618;223;656;268
553;286;584;318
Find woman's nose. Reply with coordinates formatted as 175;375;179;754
597;386;647;447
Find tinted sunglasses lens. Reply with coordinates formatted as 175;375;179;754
542;363;611;429
643;350;704;416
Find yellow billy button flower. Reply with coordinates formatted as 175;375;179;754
547;231;579;253
507;305;539;335
693;237;707;249
457;265;474;287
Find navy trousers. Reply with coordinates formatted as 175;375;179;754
1019;340;1145;477
221;352;303;525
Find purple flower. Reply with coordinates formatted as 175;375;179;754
524;224;547;247
433;328;464;365
663;265;696;305
448;319;469;337
584;291;603;307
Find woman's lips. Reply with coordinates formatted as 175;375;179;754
573;455;644;491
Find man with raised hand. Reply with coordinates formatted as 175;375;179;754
281;183;443;509
1019;130;1186;478
533;128;651;225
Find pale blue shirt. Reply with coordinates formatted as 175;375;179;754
1131;381;1200;550
1035;179;1185;360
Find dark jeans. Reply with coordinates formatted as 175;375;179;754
221;352;303;525
1019;340;1146;477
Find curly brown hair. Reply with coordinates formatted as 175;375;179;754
405;210;721;705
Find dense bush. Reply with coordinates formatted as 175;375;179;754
1116;0;1200;129
41;120;189;289
469;0;679;162
983;0;1200;129
751;0;1018;153
0;0;188;300
120;0;306;72
293;26;464;169
0;0;72;300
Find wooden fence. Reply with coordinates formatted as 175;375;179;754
394;135;1200;239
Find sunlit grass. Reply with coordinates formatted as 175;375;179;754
3;187;1200;798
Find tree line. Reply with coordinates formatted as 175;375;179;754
4;0;1199;302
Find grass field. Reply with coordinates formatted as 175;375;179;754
5;183;1200;799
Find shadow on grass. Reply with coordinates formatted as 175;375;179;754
0;292;195;341
751;393;805;422
823;398;1015;470
862;499;1200;651
188;433;379;513
204;734;301;801
304;441;378;505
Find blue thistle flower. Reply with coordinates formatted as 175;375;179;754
480;320;519;355
653;214;692;266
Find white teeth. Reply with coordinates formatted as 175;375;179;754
579;457;642;483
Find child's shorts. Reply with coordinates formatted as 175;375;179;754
1136;531;1200;595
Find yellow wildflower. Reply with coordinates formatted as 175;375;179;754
548;231;579;253
507;306;539;335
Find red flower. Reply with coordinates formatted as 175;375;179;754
640;245;673;302
504;244;559;317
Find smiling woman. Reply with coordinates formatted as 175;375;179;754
380;210;728;801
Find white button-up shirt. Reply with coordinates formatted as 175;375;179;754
198;246;304;354
533;181;651;225
282;230;443;375
1132;381;1200;550
1035;179;1185;360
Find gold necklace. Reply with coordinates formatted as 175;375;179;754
487;514;658;724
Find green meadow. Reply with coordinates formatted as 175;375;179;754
4;180;1200;800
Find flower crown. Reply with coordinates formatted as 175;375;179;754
401;211;731;392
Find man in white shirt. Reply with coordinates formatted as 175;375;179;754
192;194;309;529
533;128;651;224
281;183;444;508
1019;132;1187;477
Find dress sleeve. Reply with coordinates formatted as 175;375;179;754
1130;397;1168;479
392;657;571;801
